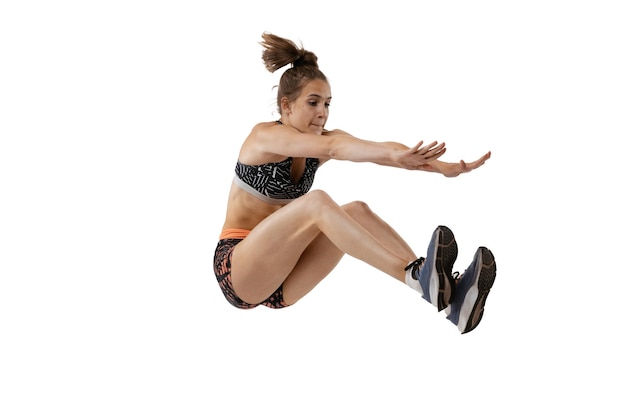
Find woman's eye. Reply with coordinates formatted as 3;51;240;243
308;101;317;106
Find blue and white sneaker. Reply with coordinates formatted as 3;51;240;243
405;225;458;311
445;247;497;334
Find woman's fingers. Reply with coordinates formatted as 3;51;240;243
414;141;440;154
411;141;446;160
465;151;491;170
424;143;446;159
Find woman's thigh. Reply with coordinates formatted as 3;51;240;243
230;190;340;304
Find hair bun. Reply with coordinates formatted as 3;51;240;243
293;50;318;68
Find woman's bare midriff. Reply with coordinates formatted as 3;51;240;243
221;180;286;232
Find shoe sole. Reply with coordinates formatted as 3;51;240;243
457;247;497;334
429;226;458;311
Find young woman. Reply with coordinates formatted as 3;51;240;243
214;32;497;334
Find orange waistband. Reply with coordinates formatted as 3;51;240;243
219;228;251;240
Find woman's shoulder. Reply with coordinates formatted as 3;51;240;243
252;120;282;131
240;121;287;164
245;120;284;141
243;120;280;142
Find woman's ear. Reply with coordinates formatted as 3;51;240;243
280;97;291;115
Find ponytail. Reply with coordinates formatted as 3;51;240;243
259;32;328;115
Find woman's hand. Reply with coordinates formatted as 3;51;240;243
395;141;447;169
419;151;492;177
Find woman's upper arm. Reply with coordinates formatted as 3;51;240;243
252;123;336;159
244;124;399;166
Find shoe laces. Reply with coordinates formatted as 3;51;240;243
404;257;425;274
452;271;461;286
405;258;463;285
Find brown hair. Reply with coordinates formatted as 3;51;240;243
259;32;328;115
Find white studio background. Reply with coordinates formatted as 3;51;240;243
1;1;624;417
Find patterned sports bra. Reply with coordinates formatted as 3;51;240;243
234;157;320;204
234;121;319;204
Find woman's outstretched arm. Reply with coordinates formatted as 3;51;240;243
324;129;492;177
247;123;446;168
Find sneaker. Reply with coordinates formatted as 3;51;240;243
445;247;497;334
405;225;458;311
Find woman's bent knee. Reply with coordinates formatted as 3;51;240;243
300;189;340;213
304;189;333;203
341;200;371;216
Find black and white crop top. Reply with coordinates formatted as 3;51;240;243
234;157;320;204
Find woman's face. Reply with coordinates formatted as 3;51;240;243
282;79;331;135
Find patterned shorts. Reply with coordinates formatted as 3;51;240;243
213;238;288;309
